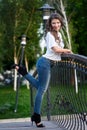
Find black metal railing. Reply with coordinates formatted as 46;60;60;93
30;53;87;130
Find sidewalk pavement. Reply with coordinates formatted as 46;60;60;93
0;118;66;130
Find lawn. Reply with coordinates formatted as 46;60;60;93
0;83;87;119
49;84;87;115
0;85;31;119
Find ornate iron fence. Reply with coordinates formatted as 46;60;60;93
30;54;87;130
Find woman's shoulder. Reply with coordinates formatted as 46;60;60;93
47;31;51;35
47;31;61;36
46;31;54;37
45;32;55;41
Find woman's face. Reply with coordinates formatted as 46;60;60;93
51;18;61;32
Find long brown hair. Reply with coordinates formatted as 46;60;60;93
45;13;64;42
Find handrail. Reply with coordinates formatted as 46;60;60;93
30;53;87;130
62;53;87;61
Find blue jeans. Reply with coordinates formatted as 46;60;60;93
24;57;51;114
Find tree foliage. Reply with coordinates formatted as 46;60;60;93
66;0;87;56
0;0;43;71
46;0;87;55
0;0;87;72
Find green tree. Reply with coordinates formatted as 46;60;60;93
65;0;87;55
0;0;43;71
46;0;87;55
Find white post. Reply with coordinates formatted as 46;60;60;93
14;69;17;91
74;65;78;94
60;0;72;50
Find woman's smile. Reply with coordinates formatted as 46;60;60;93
51;19;61;31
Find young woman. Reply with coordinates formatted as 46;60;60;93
13;13;72;127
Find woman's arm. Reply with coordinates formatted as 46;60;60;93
52;46;72;54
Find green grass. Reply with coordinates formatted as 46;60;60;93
0;85;31;119
41;84;87;116
0;83;87;119
48;84;87;115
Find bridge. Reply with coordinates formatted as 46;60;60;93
0;53;87;130
30;53;87;130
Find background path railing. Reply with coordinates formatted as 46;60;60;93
30;54;87;130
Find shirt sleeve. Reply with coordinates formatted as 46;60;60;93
45;32;58;49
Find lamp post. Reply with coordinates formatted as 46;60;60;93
19;35;27;65
39;3;55;29
39;3;55;121
14;35;28;112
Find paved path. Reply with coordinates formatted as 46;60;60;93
0;118;65;130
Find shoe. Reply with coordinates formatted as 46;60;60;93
11;64;28;76
11;64;19;69
31;113;45;127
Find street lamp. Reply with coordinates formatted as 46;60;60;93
14;34;29;112
17;34;29;65
39;3;55;29
21;34;27;46
18;35;26;66
20;34;28;65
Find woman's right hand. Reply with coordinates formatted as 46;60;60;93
63;49;73;54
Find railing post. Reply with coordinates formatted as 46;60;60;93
47;87;51;120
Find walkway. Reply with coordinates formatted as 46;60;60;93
0;118;66;130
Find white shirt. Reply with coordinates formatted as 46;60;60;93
43;32;64;61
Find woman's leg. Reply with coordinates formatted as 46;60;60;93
34;65;51;114
13;65;39;89
20;57;51;115
24;73;39;89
